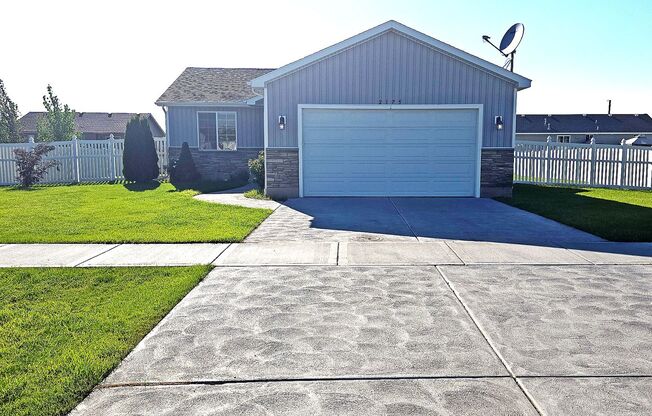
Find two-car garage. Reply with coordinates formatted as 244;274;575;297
252;20;531;199
299;105;482;197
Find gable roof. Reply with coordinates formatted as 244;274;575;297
156;68;275;105
516;114;652;134
19;112;165;137
250;20;531;90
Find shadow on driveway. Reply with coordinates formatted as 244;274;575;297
246;197;602;245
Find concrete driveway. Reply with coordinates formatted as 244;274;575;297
68;198;651;415
71;262;652;415
246;197;603;245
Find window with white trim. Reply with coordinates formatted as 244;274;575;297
198;112;237;151
556;135;571;143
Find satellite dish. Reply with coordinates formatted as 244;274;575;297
499;23;524;55
482;23;525;72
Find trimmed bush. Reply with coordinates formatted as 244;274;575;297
248;150;264;187
123;116;159;182
169;142;200;183
13;144;59;187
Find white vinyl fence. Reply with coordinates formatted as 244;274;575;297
0;136;167;185
515;139;652;189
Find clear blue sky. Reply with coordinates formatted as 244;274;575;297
3;0;651;123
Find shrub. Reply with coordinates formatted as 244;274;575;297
123;115;159;182
169;142;200;183
248;150;264;187
13;144;59;187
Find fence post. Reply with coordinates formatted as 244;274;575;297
71;136;80;183
108;134;116;181
620;142;628;188
589;138;596;186
545;137;551;184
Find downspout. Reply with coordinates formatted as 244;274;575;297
162;106;170;171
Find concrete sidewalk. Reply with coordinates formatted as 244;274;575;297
0;241;651;267
70;264;652;415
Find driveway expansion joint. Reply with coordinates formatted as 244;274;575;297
98;374;515;389
435;265;545;415
388;197;419;240
74;244;120;267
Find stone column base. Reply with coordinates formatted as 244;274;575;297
480;148;514;198
265;148;299;199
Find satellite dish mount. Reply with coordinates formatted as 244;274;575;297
482;23;524;72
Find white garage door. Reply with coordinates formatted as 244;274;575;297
300;106;481;197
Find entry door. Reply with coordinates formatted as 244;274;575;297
300;106;480;197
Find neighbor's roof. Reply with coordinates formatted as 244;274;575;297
156;68;275;105
19;112;165;136
250;20;531;90
516;114;652;134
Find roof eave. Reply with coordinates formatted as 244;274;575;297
155;100;259;107
250;20;531;89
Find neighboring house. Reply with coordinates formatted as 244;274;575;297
18;112;165;141
157;20;531;198
516;114;652;145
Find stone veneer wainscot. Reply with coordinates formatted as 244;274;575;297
169;147;262;182
263;147;514;199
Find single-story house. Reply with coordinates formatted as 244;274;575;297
516;114;652;145
157;20;531;198
18;112;165;141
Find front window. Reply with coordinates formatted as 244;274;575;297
556;135;571;143
198;112;237;150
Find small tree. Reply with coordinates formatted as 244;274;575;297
123;115;159;182
36;85;78;142
13;144;59;187
248;150;264;187
0;79;22;143
169;142;200;183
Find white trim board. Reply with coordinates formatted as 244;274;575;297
297;104;483;198
251;20;531;90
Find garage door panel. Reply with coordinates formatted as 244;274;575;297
303;110;393;128
301;108;479;197
303;127;388;143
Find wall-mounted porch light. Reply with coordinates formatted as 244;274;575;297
495;116;504;130
278;115;286;130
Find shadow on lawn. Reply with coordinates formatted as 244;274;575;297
497;185;652;242
123;181;161;192
167;178;250;194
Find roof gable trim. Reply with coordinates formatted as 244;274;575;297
250;20;531;90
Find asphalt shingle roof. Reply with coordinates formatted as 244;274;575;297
516;114;652;134
156;67;275;105
18;112;165;137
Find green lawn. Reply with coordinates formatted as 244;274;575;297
0;182;271;243
497;184;652;241
0;266;211;416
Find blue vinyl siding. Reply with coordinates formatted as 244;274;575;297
266;30;517;148
168;105;264;148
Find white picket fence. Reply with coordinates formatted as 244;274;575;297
515;139;652;189
0;136;167;185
